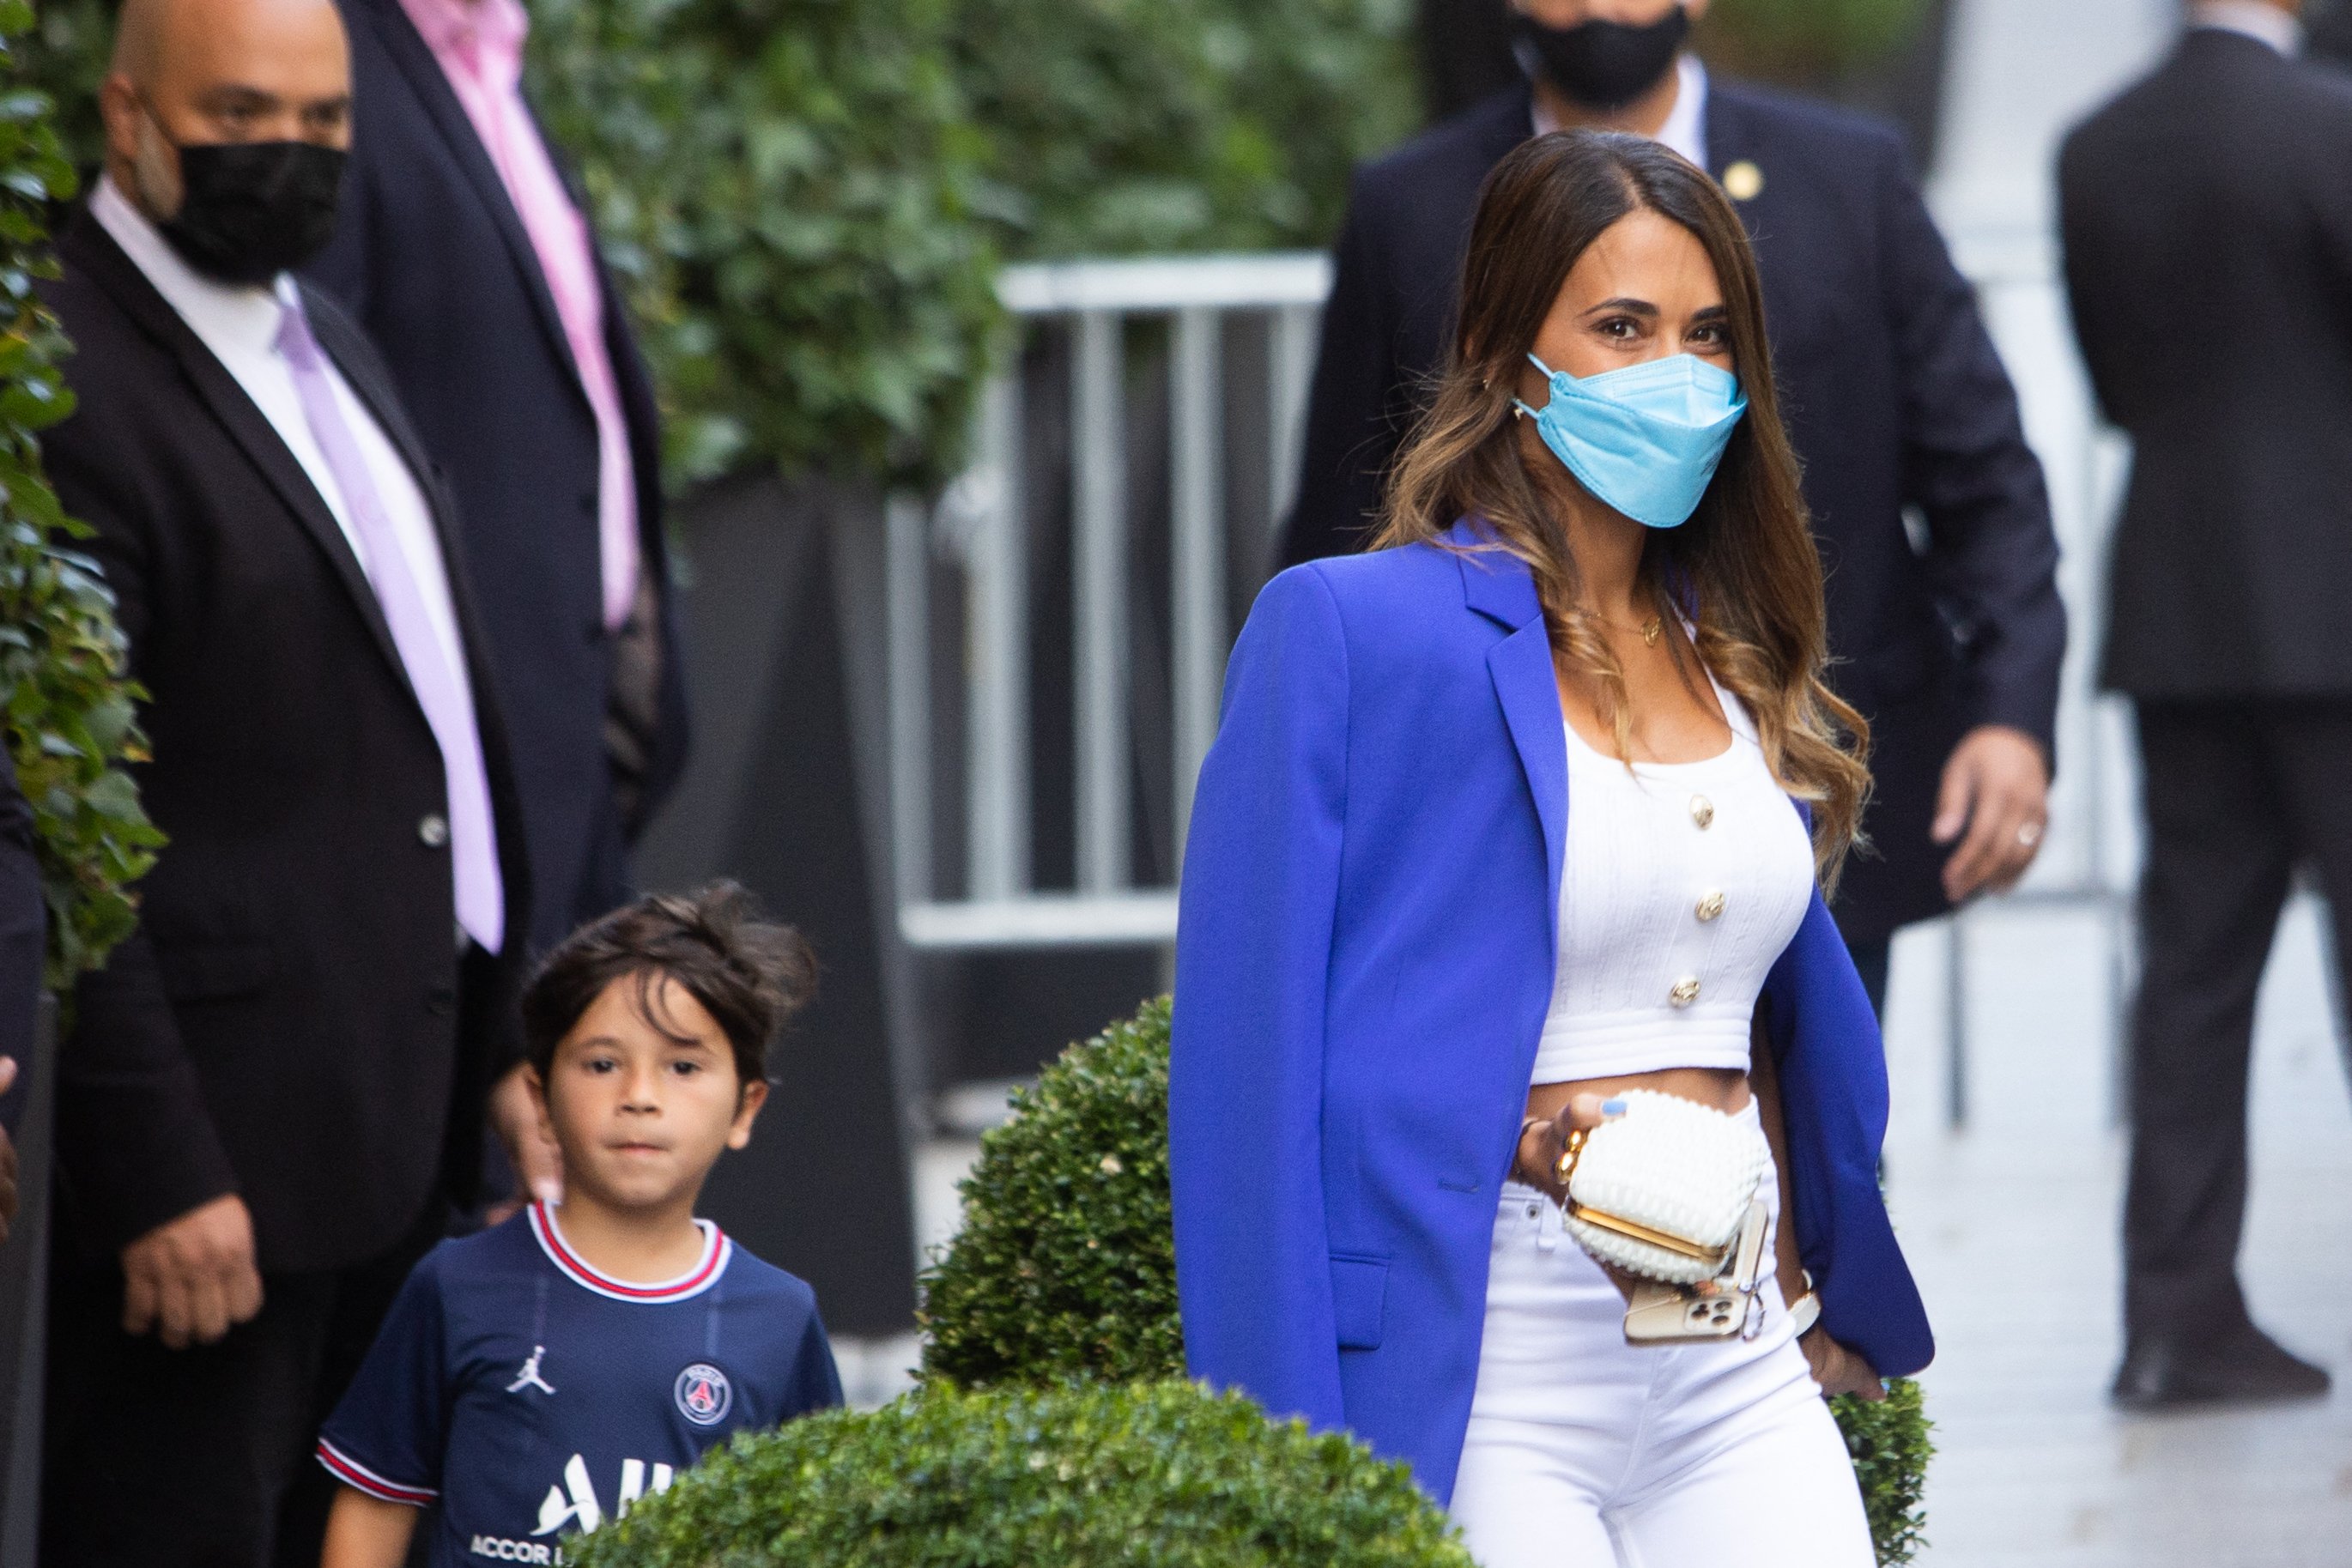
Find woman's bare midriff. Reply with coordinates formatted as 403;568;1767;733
1525;1065;1751;1129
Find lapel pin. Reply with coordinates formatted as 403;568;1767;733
1722;160;1764;202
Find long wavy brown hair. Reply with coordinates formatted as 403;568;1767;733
1374;130;1870;883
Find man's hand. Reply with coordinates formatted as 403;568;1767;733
485;1061;561;1225
0;1057;19;1244
1801;1328;1886;1402
1933;724;2050;903
121;1193;263;1348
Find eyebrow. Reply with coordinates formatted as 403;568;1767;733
1584;297;1659;318
566;1032;719;1054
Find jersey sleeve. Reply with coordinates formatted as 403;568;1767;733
316;1253;450;1506
785;1300;843;1417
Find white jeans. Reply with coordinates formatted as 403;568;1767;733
1451;1108;1875;1568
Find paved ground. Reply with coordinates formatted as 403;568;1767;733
1876;899;2352;1566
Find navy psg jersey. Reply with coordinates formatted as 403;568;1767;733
318;1203;841;1565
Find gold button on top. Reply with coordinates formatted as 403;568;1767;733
1670;976;1701;1008
1688;795;1714;830
1695;890;1725;923
1723;160;1766;202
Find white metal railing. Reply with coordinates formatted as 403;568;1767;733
887;240;2137;1131
888;253;1329;951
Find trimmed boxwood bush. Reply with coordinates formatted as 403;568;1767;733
923;997;1181;1385
922;997;1935;1565
567;1379;1476;1567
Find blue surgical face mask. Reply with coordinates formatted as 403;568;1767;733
1512;352;1748;529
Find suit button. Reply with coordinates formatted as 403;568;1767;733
418;814;450;848
1695;890;1725;923
1670;977;1700;1008
426;986;456;1018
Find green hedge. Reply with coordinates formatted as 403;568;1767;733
21;0;1411;488
952;0;1415;259
1699;0;1932;81
568;1380;1475;1568
0;1;161;986
529;0;1410;487
921;998;1934;1565
527;0;1005;489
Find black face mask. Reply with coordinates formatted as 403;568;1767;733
1515;6;1690;112
155;138;347;286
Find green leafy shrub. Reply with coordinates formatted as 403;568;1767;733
1834;1375;1933;1565
921;996;1935;1565
1699;0;1932;82
527;0;1006;489
953;0;1415;259
532;0;1413;483
923;996;1179;1385
0;3;161;986
567;1379;1476;1568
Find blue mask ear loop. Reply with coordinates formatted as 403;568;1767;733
1512;351;1562;421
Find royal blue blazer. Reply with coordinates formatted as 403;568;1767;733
1169;523;1934;1505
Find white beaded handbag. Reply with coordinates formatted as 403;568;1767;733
1555;1089;1773;1285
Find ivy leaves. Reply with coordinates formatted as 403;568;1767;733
0;10;162;986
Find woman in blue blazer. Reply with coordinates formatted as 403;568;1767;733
1171;130;1931;1566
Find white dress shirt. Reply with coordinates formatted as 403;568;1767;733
1532;53;1711;172
93;175;474;699
2190;1;2302;54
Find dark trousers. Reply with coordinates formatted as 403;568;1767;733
40;1200;444;1568
2122;698;2352;1342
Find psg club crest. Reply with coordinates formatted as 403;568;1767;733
674;1362;732;1426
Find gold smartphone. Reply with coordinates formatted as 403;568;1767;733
1622;1199;1768;1344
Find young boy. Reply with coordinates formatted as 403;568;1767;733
315;884;842;1567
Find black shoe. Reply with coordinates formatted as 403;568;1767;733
2112;1323;2331;1410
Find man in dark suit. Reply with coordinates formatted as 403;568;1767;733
1282;0;2067;1003
38;0;534;1556
306;0;688;960
2059;0;2351;1410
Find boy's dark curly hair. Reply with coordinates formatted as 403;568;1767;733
522;881;816;1089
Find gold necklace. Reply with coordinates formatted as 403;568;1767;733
1585;612;1664;647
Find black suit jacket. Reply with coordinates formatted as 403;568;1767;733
308;0;688;953
42;213;531;1273
2060;31;2352;699
1282;79;2066;940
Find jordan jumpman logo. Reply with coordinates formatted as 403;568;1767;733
507;1345;557;1395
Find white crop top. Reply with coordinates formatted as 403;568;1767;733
1530;674;1816;1084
